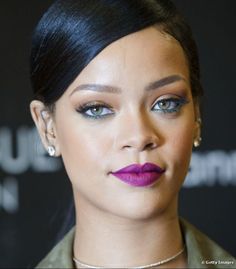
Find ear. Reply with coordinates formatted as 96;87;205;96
29;100;61;157
193;101;202;143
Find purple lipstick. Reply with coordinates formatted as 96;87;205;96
110;162;165;187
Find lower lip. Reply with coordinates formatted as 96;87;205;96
111;172;163;187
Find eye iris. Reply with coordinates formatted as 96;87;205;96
91;107;103;115
159;100;170;109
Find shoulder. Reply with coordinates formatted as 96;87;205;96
36;228;75;269
180;218;236;268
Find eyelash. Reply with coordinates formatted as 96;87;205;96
76;102;114;120
76;97;189;120
153;97;189;114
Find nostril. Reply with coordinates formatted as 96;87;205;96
144;142;156;150
123;145;132;149
121;138;159;151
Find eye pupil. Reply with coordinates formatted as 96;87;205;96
92;107;103;115
159;100;170;109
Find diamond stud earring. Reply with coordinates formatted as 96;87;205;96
194;137;202;148
48;145;56;157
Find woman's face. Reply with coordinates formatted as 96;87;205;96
49;27;199;220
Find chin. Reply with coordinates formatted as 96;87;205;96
109;191;177;221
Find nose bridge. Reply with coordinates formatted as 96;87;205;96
114;108;159;151
132;110;153;135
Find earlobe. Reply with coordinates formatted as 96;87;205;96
30;100;60;156
193;118;202;148
192;102;202;147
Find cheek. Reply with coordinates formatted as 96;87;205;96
57;120;112;184
164;117;195;179
171;123;194;154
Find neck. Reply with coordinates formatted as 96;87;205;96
73;196;185;268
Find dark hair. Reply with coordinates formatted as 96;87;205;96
30;0;203;113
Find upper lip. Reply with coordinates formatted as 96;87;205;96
111;162;165;174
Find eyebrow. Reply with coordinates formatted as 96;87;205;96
70;75;186;96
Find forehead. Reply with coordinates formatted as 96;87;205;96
66;26;189;93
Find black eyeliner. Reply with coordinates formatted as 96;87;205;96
76;102;114;120
152;97;189;114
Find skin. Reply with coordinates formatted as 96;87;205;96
30;26;201;268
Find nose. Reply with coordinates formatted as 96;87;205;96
114;110;160;152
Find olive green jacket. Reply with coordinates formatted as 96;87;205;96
36;218;236;268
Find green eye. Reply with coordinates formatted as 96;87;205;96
76;103;114;119
90;107;105;116
158;100;172;110
152;98;188;113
